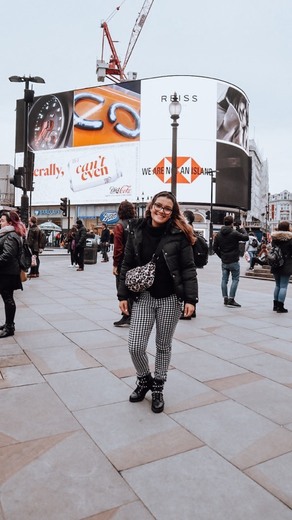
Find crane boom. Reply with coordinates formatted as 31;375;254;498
96;0;154;82
122;0;154;70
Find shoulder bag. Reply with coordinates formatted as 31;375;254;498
125;236;167;293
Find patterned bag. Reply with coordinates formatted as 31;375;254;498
125;259;157;293
125;235;167;293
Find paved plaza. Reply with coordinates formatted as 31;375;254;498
0;251;292;519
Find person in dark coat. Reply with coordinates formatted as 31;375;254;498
0;211;26;337
75;219;87;271
213;215;248;307
67;225;77;268
118;191;198;413
270;221;292;313
27;216;45;278
112;200;136;327
100;223;110;262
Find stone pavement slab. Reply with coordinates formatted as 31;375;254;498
0;254;292;519
122;447;292;520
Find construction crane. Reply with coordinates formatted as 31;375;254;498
96;0;154;83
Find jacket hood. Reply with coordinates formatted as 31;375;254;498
271;231;292;241
220;225;233;235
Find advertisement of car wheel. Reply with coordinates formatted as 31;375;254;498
14;75;250;209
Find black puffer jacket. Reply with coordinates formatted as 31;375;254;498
118;218;198;305
0;230;22;275
213;225;248;263
75;224;87;248
270;230;292;275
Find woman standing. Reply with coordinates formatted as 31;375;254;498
67;225;77;268
270;221;292;313
0;211;26;337
118;191;198;413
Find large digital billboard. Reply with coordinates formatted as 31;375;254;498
15;75;250;209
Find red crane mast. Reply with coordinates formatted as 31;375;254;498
96;0;154;83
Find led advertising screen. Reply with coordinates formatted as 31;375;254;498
14;75;250;209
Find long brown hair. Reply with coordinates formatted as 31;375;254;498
145;191;195;244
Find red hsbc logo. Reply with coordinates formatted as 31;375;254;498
153;156;203;184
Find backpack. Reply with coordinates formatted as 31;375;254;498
193;234;209;268
267;245;285;269
20;239;33;271
251;238;258;248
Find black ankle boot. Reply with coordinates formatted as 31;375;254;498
151;379;165;413
277;302;288;313
273;300;278;311
129;373;153;402
0;325;15;338
0;322;15;331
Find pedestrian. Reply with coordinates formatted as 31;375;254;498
75;219;87;271
180;209;206;319
270;221;292;313
213;215;248;307
0;210;26;338
100;223;110;262
113;200;135;327
27;216;46;278
249;242;269;270
246;232;259;269
117;191;198;413
67;225;77;268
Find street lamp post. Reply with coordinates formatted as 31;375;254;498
169;93;182;198
9;75;45;225
136;192;149;217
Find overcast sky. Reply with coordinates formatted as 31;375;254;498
1;0;291;194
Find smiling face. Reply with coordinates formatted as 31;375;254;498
150;195;174;228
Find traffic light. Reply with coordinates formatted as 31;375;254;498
60;197;68;216
206;210;210;220
10;167;24;189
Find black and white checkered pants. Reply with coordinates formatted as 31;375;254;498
128;292;182;381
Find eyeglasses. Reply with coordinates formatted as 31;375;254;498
153;202;173;215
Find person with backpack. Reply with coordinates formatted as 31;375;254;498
246;232;259;270
270;221;292;313
27;216;46;279
113;200;136;327
213;215;248;307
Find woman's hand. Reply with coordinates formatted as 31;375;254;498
119;300;129;315
183;303;195;318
